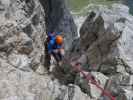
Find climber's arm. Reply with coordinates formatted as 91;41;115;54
48;39;55;54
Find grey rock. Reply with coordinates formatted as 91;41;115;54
0;58;61;100
0;0;94;100
0;53;92;100
8;53;32;71
0;0;55;99
57;84;91;100
67;85;91;100
75;71;108;99
0;0;46;72
39;0;78;50
78;3;133;99
117;88;133;100
100;65;116;75
75;73;91;96
80;4;133;73
89;72;108;99
104;73;133;99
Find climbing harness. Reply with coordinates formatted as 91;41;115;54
70;62;116;100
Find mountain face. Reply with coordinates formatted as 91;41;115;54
0;0;46;72
0;0;133;100
0;0;84;100
79;4;133;99
39;0;77;50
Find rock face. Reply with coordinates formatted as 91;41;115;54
1;0;133;100
0;0;91;100
0;59;58;100
0;59;92;100
80;4;133;99
39;0;78;50
0;0;46;72
0;0;49;99
80;4;133;73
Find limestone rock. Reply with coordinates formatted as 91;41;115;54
39;0;78;50
123;89;133;100
80;4;133;73
69;85;91;100
8;53;32;71
89;72;108;99
0;0;93;100
75;71;109;99
0;58;60;100
60;84;91;100
79;4;133;99
0;0;46;72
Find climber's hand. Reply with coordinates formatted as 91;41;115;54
60;48;65;56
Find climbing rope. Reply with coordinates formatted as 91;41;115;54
70;62;116;100
52;54;116;100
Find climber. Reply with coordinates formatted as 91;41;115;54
47;32;65;66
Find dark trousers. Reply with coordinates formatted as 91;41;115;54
51;51;62;63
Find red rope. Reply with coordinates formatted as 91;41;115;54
71;63;116;100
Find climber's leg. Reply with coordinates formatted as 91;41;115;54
51;51;60;63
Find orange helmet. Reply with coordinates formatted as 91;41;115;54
55;35;63;44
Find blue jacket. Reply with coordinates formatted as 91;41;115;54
48;32;62;54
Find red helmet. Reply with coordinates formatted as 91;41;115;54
56;35;63;44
